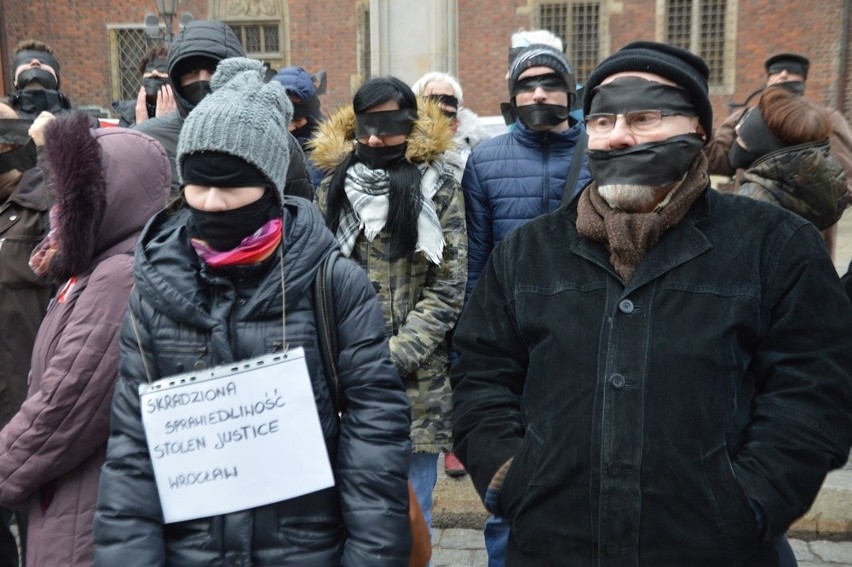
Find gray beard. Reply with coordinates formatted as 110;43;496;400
597;184;658;212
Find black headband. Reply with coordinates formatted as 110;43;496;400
589;76;696;116
511;73;569;97
355;109;417;138
182;152;271;189
426;94;459;109
767;61;807;78
13;50;60;73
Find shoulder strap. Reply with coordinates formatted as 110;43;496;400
313;249;344;414
561;131;588;206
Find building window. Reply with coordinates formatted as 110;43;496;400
108;27;158;102
356;1;371;83
534;1;601;84
664;0;730;86
229;23;281;61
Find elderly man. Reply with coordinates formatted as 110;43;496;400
451;41;852;566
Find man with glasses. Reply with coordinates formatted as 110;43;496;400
451;41;852;565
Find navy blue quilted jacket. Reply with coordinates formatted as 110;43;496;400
461;121;591;300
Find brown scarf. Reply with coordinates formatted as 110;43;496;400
576;153;709;281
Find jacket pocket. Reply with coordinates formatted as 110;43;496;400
498;425;543;520
702;443;761;559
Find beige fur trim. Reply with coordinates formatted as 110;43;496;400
308;97;455;172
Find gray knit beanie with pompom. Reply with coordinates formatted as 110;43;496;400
177;57;293;198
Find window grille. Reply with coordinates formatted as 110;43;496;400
356;2;371;82
535;2;601;84
229;23;281;59
664;0;729;86
109;27;158;102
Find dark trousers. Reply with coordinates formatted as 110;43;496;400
0;507;24;567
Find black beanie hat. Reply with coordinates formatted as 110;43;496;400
764;52;810;79
508;44;576;105
584;41;712;142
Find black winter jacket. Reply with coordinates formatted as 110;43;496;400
452;177;852;566
94;198;411;566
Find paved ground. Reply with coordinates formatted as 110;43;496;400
431;528;852;566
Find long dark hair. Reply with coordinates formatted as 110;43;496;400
324;76;422;260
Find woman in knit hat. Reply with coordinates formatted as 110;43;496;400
311;76;467;542
728;85;849;232
94;58;412;566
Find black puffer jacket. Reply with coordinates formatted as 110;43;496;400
135;21;313;199
94;197;411;566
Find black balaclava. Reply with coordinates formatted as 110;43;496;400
183;152;280;251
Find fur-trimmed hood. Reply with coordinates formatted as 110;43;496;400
309;97;455;174
36;112;171;280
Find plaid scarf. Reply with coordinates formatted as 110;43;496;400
336;161;445;264
191;217;283;268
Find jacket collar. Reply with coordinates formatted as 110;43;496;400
5;167;48;211
512;118;585;147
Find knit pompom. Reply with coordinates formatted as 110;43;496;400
210;57;265;91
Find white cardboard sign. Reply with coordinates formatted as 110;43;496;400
138;348;334;523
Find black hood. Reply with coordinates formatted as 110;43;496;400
168;20;245;118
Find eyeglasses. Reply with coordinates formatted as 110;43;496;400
584;110;685;136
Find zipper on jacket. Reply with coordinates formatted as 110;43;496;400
541;136;550;214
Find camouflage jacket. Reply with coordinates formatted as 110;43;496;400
312;99;467;452
737;140;850;230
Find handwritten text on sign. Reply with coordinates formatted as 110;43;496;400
139;348;334;523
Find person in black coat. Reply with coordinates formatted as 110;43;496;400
94;57;411;566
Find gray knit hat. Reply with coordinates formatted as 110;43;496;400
508;44;576;104
177;57;293;198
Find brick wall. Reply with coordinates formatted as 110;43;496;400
2;0;850;128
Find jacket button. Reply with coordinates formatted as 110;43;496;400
606;542;621;556
8;215;16;221
618;299;634;313
609;374;625;390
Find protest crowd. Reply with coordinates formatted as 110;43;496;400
0;19;851;567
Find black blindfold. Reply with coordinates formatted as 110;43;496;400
589;76;695;116
355;109;417;138
13;50;60;72
511;73;568;97
182;152;271;189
